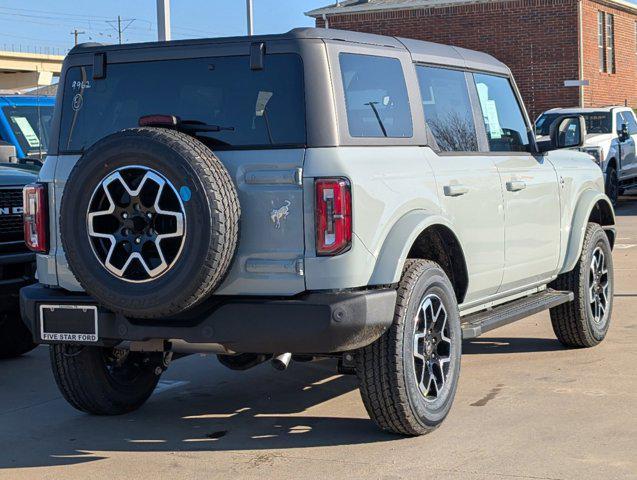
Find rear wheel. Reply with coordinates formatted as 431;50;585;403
356;260;461;436
550;223;613;347
50;345;163;415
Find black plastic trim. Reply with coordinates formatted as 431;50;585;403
20;284;397;354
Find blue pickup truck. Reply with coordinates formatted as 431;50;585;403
0;95;54;358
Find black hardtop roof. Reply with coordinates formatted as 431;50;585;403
69;27;508;74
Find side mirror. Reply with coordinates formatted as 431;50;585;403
538;115;587;152
0;142;17;163
619;123;630;142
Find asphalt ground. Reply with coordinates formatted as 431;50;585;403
1;197;636;480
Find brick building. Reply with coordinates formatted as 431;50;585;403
307;0;637;119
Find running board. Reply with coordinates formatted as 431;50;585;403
461;289;574;339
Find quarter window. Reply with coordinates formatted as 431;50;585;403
473;73;531;153
339;53;413;138
415;65;478;152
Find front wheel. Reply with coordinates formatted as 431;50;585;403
549;223;613;347
356;259;461;436
50;345;162;415
605;167;619;206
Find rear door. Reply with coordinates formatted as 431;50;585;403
471;73;561;293
416;65;505;303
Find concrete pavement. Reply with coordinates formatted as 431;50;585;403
1;199;636;480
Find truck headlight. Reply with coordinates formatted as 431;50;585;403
580;147;603;165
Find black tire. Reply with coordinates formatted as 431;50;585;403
0;307;36;359
605;166;619;206
356;259;461;436
60;128;240;318
550;223;613;347
50;345;161;415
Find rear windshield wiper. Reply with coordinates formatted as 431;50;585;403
138;115;235;134
365;102;388;137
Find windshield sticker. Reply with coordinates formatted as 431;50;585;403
72;94;84;112
12;116;40;148
476;83;502;140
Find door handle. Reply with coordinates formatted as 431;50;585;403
443;185;469;197
506;180;526;192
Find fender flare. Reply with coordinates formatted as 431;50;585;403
369;210;462;285
560;190;615;274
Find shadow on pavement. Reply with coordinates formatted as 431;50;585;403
614;194;637;216
463;336;565;354
1;358;400;470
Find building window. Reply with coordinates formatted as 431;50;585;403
606;13;615;73
598;12;606;72
598;12;616;74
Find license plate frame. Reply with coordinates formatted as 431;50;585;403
39;304;99;343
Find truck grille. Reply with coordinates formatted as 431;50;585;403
0;188;24;245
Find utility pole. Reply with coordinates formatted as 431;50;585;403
157;0;171;41
106;16;136;44
70;29;86;46
246;0;253;36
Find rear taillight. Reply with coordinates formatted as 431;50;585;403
315;178;352;256
23;183;48;253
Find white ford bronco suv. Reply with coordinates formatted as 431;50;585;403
536;106;637;205
21;29;615;436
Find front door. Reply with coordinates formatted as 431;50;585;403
415;65;505;303
472;73;561;293
618;111;637;180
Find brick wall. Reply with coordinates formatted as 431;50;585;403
581;0;637;108
316;0;628;118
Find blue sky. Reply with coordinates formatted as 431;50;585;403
0;1;328;54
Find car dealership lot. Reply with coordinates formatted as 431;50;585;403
1;200;636;480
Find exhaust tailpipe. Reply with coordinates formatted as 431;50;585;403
271;352;292;371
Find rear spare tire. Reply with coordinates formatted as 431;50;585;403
60;128;240;318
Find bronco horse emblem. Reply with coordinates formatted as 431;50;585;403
270;200;291;229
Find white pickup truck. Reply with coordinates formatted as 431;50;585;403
536;106;637;204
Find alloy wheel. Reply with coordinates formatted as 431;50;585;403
87;166;186;283
589;246;610;325
413;293;453;402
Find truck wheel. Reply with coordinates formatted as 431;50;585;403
605;167;619;206
50;345;161;415
356;260;461;436
60;127;240;318
0;308;36;359
550;223;613;347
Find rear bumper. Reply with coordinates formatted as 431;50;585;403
20;283;396;354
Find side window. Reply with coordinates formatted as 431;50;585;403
473;73;531;152
620;111;637;135
415;65;478;152
339;53;413;138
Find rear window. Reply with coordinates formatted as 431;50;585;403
59;54;306;152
